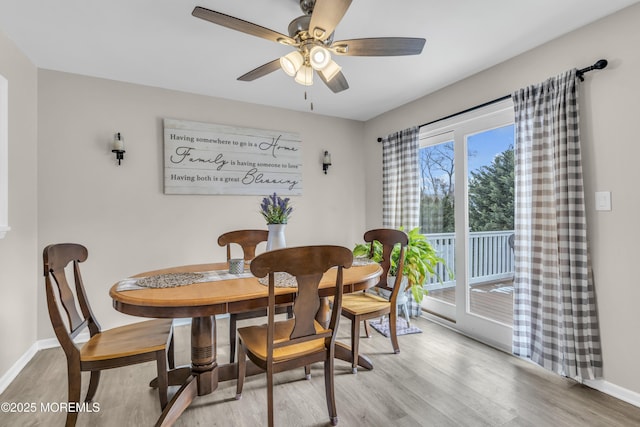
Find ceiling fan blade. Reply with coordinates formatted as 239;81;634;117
331;37;426;56
237;59;282;81
319;70;349;93
308;0;353;41
192;6;296;46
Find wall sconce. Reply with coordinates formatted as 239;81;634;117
112;132;125;165
322;150;332;174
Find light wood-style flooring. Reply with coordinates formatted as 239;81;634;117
2;316;639;426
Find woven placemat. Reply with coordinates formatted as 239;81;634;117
134;272;206;288
257;272;298;288
116;270;256;291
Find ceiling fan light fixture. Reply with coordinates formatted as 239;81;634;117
309;45;331;70
294;65;314;86
319;60;342;82
280;51;304;77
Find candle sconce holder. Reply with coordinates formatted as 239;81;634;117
322;150;331;174
112;132;125;165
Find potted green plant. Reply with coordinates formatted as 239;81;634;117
353;227;446;304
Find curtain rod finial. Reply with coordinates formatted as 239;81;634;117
377;137;382;143
577;59;608;81
594;59;608;70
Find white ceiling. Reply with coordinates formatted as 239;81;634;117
0;0;638;121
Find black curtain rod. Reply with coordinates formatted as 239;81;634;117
376;59;608;142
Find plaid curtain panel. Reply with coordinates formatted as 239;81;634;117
512;69;602;381
381;126;420;230
381;126;420;316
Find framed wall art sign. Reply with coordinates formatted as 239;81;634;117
163;119;302;195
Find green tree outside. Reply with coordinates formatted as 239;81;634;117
467;146;514;232
419;142;455;234
419;143;514;234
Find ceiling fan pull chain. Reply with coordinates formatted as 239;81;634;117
304;90;314;111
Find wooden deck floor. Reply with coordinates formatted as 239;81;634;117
427;279;514;325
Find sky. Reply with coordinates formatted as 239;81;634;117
418;123;514;194
467;124;514;174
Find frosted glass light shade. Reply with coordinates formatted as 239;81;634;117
309;46;331;70
280;51;304;77
318;60;342;82
294;65;314;86
323;151;332;164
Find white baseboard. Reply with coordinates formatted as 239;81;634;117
585;378;640;408
0;341;39;395
0;318;198;395
0;332;91;395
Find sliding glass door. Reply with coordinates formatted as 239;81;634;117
419;100;515;351
419;133;457;321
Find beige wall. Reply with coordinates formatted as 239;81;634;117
36;70;367;337
2;1;640;403
0;31;38;376
364;4;640;396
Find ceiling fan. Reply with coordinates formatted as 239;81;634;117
192;0;426;93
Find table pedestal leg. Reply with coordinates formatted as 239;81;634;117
155;316;218;426
334;342;373;370
317;297;331;328
317;297;373;371
191;316;218;395
149;367;192;387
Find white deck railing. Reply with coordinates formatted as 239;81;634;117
424;230;514;290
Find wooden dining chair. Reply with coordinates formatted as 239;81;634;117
217;229;293;363
340;228;408;373
236;245;352;427
43;243;174;427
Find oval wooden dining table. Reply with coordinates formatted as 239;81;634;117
110;261;382;427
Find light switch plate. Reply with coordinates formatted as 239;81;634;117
595;191;611;211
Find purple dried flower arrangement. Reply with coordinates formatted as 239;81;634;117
259;193;293;224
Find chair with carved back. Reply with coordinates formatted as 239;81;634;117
43;243;174;427
340;228;408;373
236;245;352;427
217;229;293;363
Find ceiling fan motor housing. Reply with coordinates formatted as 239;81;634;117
299;0;315;15
288;15;334;46
288;15;311;38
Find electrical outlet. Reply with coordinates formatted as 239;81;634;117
595;191;611;211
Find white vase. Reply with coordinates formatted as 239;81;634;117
266;223;286;251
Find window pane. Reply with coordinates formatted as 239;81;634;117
419;140;454;234
419;139;455;305
466;124;514;325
